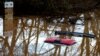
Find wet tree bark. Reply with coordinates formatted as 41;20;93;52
8;18;18;56
34;18;40;56
4;2;14;56
79;13;90;56
90;12;100;56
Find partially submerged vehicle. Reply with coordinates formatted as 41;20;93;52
44;37;76;46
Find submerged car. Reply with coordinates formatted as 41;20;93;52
44;37;76;46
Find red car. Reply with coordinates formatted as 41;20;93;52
44;37;76;46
